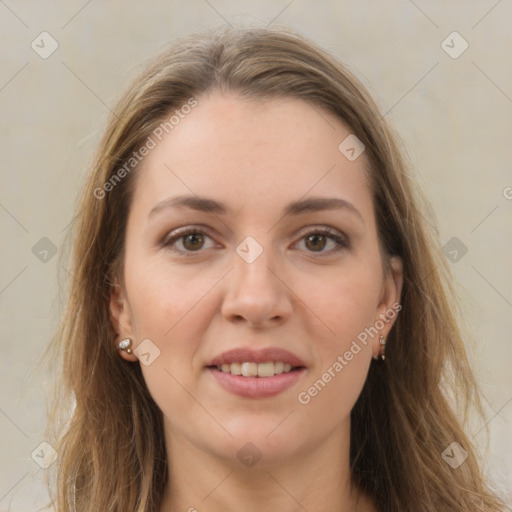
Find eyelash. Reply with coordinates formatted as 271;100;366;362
161;226;349;258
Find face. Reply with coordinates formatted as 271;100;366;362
110;92;402;468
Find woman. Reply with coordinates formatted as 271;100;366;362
46;27;508;511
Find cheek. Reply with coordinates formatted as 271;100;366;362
126;255;218;340
295;271;378;417
299;259;382;348
124;256;225;398
124;259;218;424
294;260;381;408
297;347;369;426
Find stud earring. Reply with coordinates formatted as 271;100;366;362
373;334;387;361
117;338;133;354
378;334;386;361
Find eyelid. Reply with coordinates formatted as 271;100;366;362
161;224;212;243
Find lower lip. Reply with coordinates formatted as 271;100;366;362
208;367;306;398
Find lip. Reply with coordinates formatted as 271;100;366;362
208;367;307;398
208;347;306;367
206;347;307;399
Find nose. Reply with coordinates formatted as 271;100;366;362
221;247;293;329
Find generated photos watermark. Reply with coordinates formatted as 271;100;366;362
94;97;198;200
297;302;402;405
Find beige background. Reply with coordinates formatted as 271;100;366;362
1;1;511;510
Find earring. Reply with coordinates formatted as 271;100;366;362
378;334;386;361
373;334;386;361
117;338;133;354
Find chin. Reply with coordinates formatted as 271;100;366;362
202;415;311;467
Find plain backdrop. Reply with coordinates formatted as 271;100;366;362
0;1;511;510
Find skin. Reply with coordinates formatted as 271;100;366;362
110;92;403;512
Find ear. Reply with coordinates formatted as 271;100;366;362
110;278;138;362
373;256;403;357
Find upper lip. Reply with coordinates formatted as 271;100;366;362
208;347;306;368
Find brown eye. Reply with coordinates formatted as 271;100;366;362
305;233;327;252
295;228;349;256
162;228;216;255
182;233;205;251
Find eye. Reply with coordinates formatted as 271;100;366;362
161;227;216;255
161;226;349;257
294;228;349;255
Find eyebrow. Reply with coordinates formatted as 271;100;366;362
148;194;364;223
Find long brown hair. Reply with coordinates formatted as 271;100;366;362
44;26;508;511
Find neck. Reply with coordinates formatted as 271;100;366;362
159;419;372;512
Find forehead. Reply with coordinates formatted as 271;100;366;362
131;92;373;220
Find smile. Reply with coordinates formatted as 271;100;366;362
206;346;307;398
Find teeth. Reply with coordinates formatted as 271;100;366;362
230;362;242;375
216;361;297;377
257;362;274;377
241;362;258;377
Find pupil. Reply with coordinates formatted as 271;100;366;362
306;234;326;251
184;233;204;250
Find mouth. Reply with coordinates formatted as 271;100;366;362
206;347;307;398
